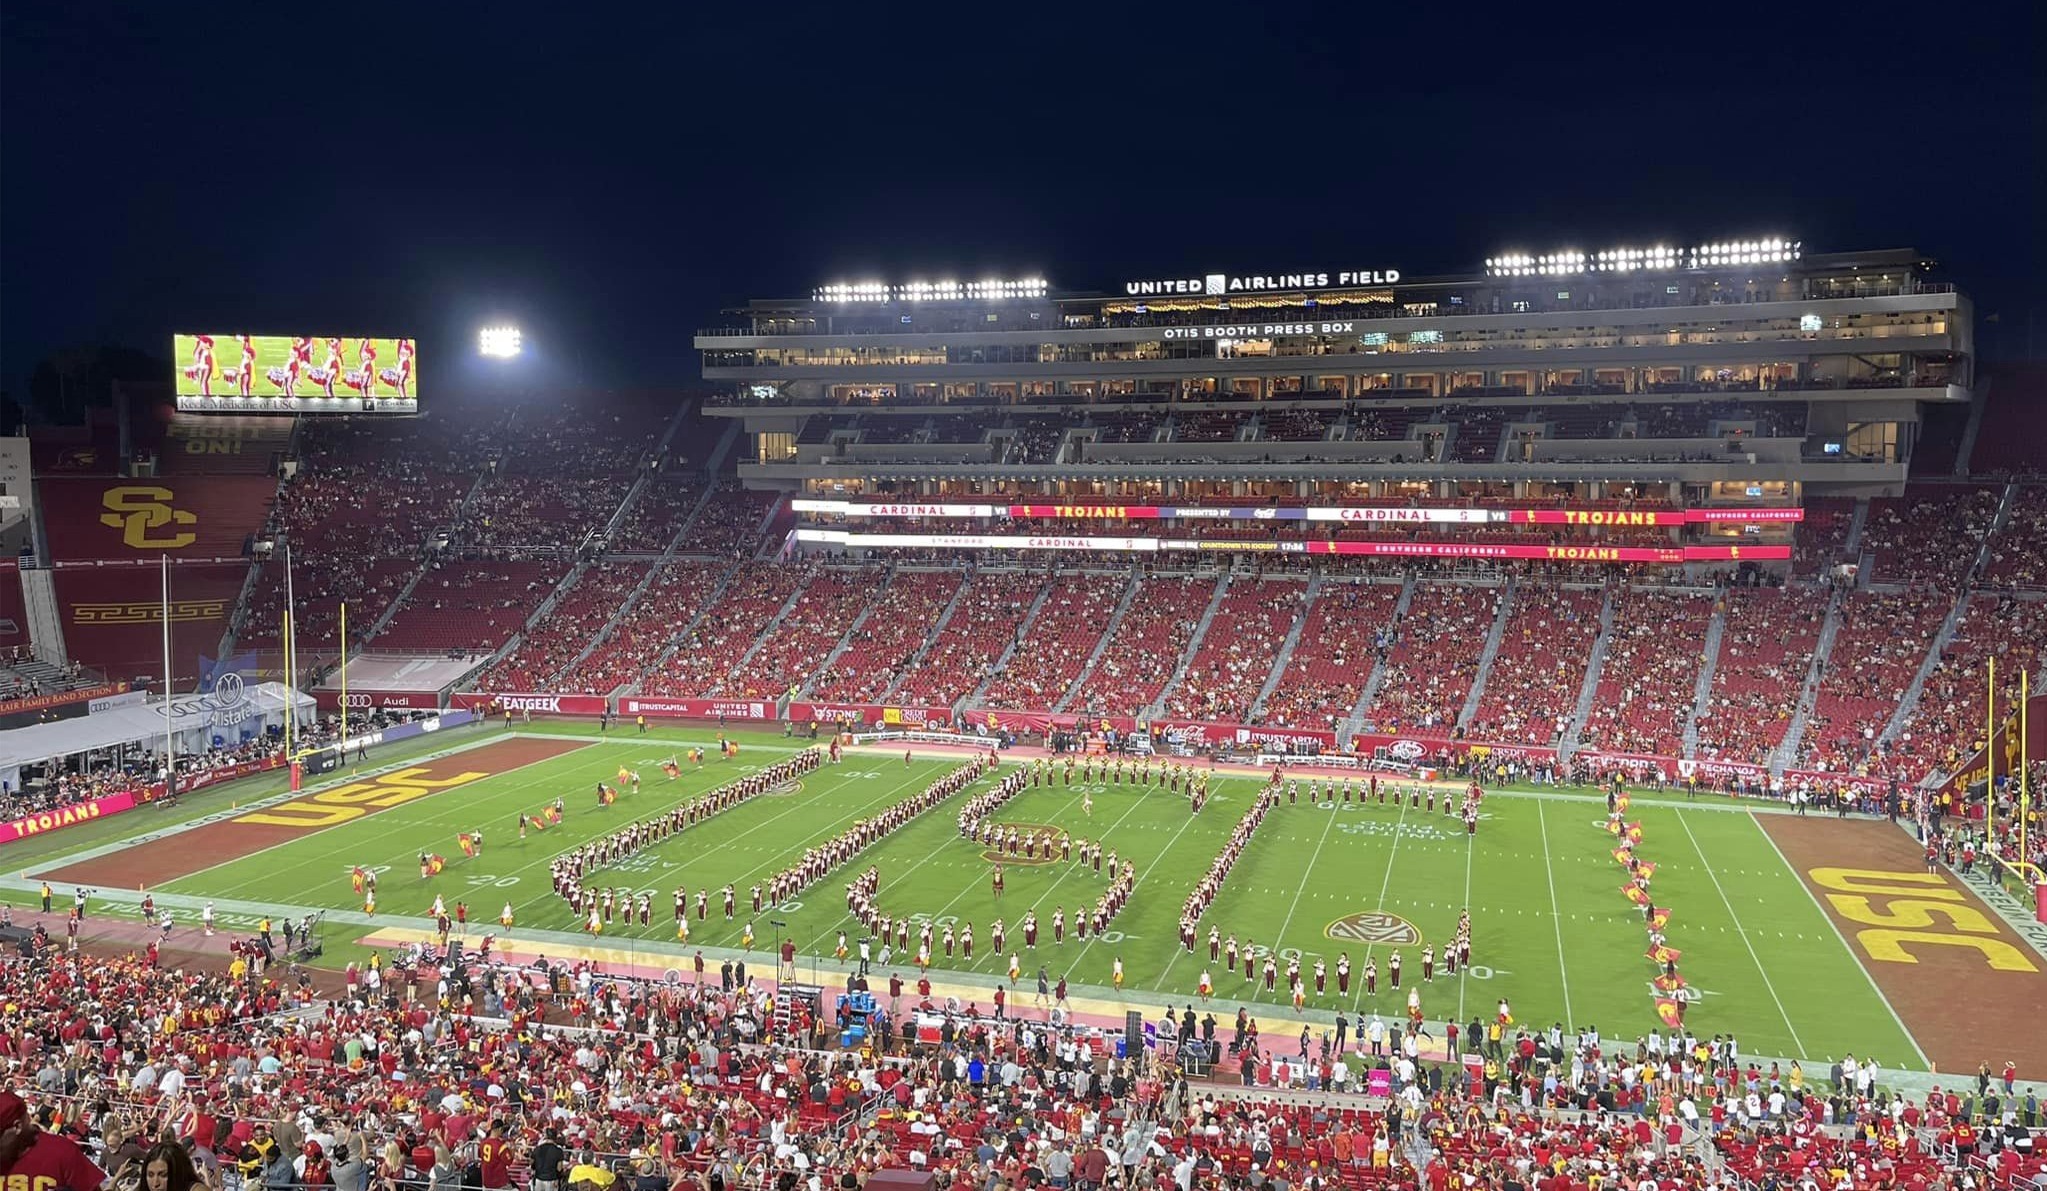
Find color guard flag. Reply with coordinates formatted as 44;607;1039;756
1606;819;1623;836
1647;944;1683;966
1612;848;1632;866
428;855;445;875
545;806;563;824
1615;793;1630;812
458;834;477;859
1649;907;1672;929
1623;884;1649;905
351;867;367;893
1655;997;1684;1028
1635;861;1657;879
1654;972;1687;993
1625;822;1644;843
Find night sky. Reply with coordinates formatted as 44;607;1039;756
4;2;2042;401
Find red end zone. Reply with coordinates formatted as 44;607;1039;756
1761;815;2047;1075
39;737;587;890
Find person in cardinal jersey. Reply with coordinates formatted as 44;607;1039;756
0;1090;108;1191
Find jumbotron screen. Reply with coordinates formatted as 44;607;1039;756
172;334;417;414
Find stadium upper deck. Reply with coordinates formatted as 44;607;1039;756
697;239;1970;496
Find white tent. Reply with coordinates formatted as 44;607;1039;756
0;681;315;788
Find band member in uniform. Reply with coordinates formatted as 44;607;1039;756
992;863;1005;899
1422;943;1436;983
1389;950;1403;989
1337;952;1351;995
1364;956;1378;996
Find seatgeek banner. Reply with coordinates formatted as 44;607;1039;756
792;499;1802;525
790;528;1791;564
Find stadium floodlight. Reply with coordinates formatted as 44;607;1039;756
479;326;523;358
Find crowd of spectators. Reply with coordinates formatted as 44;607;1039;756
482;565;653;693
1;938;2034;1191
977;574;1128;710
1798;592;1954;776
555;563;733;696
1360;585;1502;736
720;571;880;700
1069;577;1217;720
1261;582;1402;731
1163;580;1302;724
808;571;964;704
892;572;1045;707
1466;586;1604;748
1578;588;1716;757
1692;585;1831;766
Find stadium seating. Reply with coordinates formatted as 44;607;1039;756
977;572;1127;709
719;568;880;698
1792;496;1857;577
1163;579;1303;723
891;570;1046;706
1467;585;1604;746
1578;586;1715;756
554;561;732;695
1798;590;1952;773
1862;485;2001;587
1886;593;2047;782
1069;576;1218;718
372;559;570;654
1261;581;1402;730
609;476;703;553
678;484;780;556
479;563;651;692
1980;487;2047;589
642;564;810;696
1693;585;1831;763
1361;583;1502;734
1967;363;2047;474
807;569;965;702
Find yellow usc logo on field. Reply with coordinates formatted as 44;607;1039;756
99;485;198;549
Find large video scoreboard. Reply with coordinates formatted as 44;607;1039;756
173;334;417;414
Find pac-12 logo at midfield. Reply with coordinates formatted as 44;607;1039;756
99;485;199;549
1325;910;1421;946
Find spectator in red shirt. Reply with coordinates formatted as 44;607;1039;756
0;1091;109;1191
478;1123;514;1191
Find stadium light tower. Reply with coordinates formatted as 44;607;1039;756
478;325;523;358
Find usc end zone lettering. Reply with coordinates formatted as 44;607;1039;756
235;765;491;829
1809;867;2037;972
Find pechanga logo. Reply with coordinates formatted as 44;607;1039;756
233;764;493;829
99;485;199;549
1386;739;1427;762
1326;911;1422;946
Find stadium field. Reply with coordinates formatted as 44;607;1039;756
51;723;1945;1069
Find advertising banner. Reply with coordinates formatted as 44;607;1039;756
315;689;444;712
786;702;955;728
791;500;1802;526
453;692;611;716
794;528;1791;564
1938;692;2047;800
1159;720;1338;750
173;333;417;414
616;696;776;720
0;790;142;846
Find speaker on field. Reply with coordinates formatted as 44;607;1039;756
1125;1010;1145;1073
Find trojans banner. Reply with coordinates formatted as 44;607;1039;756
792;499;1803;526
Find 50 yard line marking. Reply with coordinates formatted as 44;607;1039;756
1534;801;1575;1030
1677;810;1807;1060
1351;795;1412;1014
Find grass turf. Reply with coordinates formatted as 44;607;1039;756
59;724;1921;1066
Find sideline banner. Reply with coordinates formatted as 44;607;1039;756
787;701;955;728
453;692;610;716
0;790;141;845
616;696;775;720
316;689;444;712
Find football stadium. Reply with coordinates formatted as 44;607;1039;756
2;239;2043;1191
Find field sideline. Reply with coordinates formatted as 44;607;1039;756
12;723;2005;1071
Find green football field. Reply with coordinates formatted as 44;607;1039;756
146;725;1916;1066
